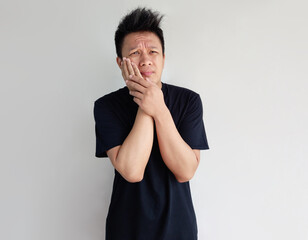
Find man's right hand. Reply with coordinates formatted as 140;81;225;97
120;57;144;91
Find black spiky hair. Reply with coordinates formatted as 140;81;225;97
115;7;165;58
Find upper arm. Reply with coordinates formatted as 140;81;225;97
178;93;209;150
192;149;200;163
94;99;128;158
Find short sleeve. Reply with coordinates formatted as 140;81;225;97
94;99;128;158
178;94;209;150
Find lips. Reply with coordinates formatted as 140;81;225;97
141;71;154;77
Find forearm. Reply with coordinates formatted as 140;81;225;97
154;106;199;182
115;108;154;182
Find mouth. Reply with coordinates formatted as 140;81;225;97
140;71;154;77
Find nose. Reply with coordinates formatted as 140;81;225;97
139;53;152;66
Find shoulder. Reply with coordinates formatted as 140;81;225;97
163;82;201;103
94;87;131;119
163;83;204;119
94;86;129;107
93;86;136;122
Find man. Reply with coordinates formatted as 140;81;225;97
94;7;209;240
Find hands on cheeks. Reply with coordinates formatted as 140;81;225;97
120;57;166;118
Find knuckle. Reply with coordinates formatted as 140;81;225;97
144;91;151;97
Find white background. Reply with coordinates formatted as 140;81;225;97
1;0;307;239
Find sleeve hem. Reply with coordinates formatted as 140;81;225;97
190;145;210;150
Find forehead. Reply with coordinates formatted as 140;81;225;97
122;31;162;50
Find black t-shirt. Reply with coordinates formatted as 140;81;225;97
94;82;209;240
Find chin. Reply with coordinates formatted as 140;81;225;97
150;78;159;84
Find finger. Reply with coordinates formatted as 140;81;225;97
122;57;129;79
145;77;155;85
129;74;151;88
129;90;143;100
126;58;135;76
131;62;143;78
120;61;126;80
145;77;158;89
133;97;142;107
126;79;146;93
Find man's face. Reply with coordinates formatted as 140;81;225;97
117;31;165;85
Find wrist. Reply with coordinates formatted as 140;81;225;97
153;105;170;123
137;107;153;119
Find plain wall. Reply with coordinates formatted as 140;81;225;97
1;0;307;239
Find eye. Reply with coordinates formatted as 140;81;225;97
150;50;158;54
129;51;139;56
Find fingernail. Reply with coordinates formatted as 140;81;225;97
129;75;133;78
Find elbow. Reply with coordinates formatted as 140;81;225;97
176;177;192;183
114;159;145;183
122;171;144;183
176;158;199;183
125;175;144;183
175;172;195;183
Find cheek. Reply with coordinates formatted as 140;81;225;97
129;58;139;66
128;59;142;72
156;60;164;70
154;56;164;65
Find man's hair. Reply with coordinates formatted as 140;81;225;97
115;7;165;58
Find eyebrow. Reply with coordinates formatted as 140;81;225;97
128;46;159;51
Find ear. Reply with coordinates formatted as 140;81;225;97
162;54;166;68
116;57;122;69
